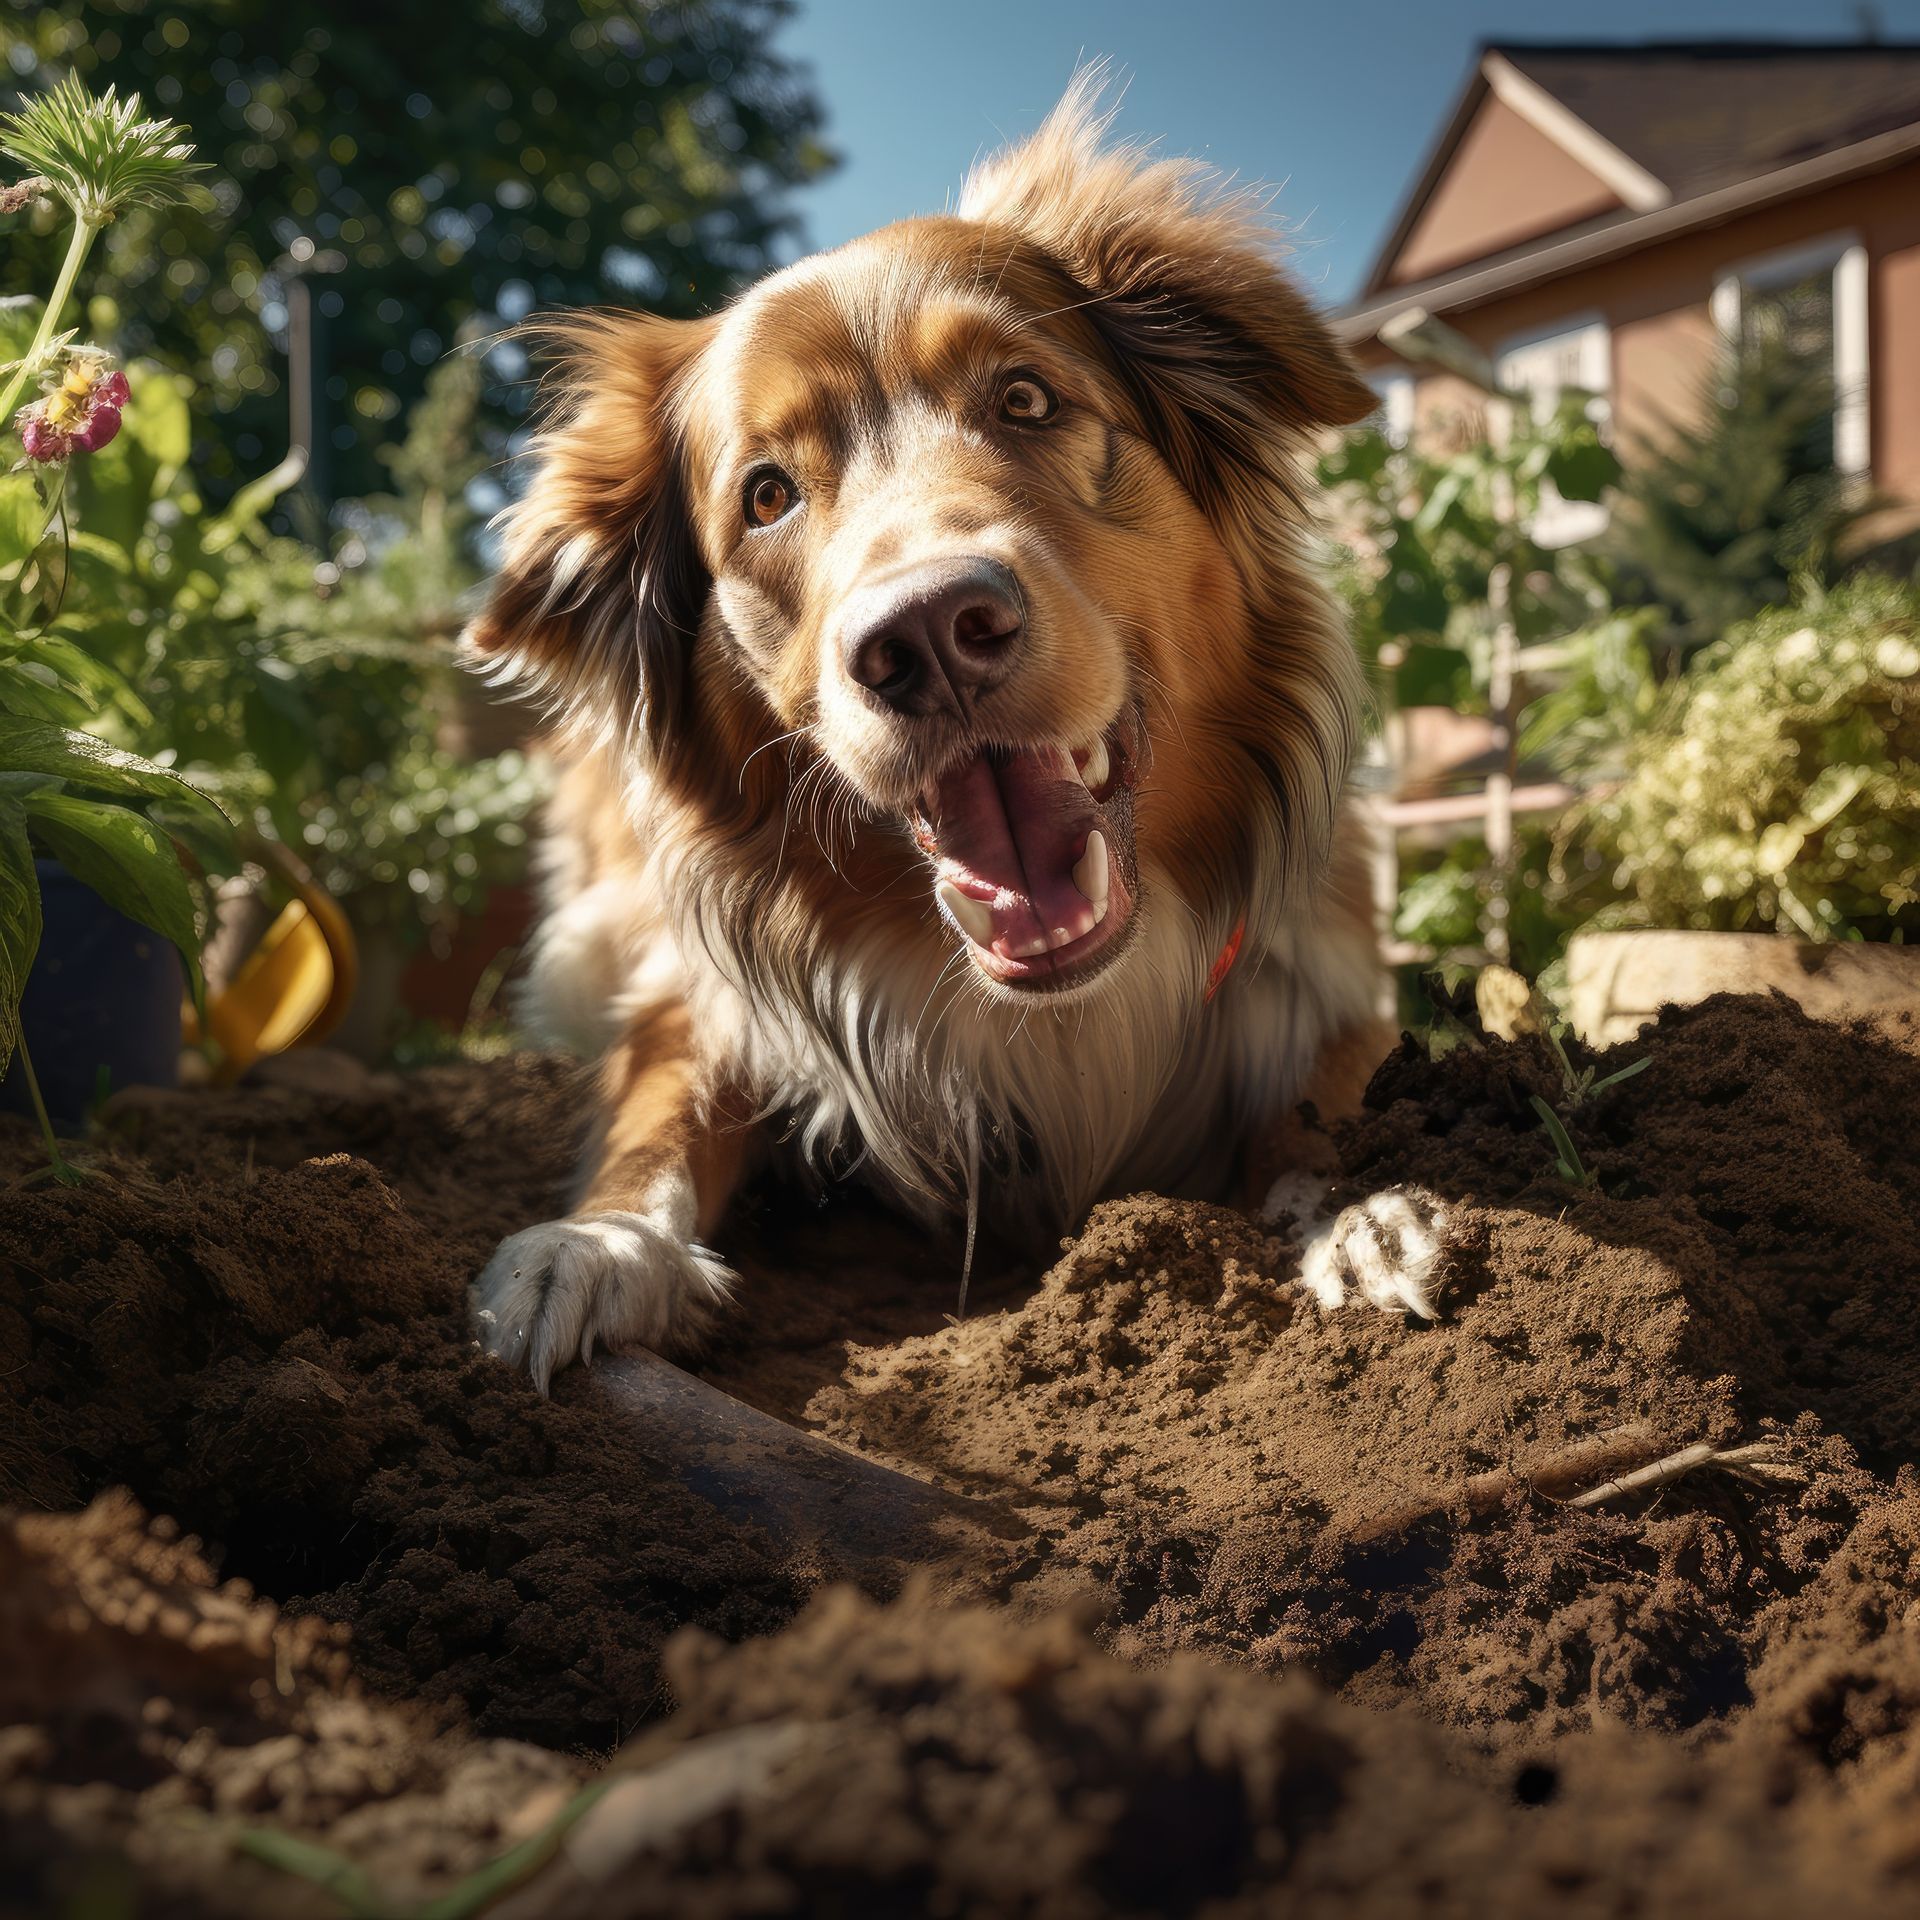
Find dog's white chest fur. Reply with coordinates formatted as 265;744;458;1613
527;855;1379;1240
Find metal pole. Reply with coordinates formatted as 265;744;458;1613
286;274;330;520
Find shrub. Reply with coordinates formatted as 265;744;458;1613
1562;577;1920;941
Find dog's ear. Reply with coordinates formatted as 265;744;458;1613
463;313;713;754
960;74;1375;560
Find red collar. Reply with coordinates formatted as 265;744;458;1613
1204;913;1247;1003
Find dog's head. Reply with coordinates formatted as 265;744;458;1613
468;79;1374;999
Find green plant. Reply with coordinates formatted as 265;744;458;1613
1600;333;1882;662
0;72;199;426
1392;823;1593;978
1561;576;1920;942
1527;1038;1649;1190
46;353;547;959
1320;391;1620;714
1;77;219;1177
1543;1022;1650;1107
1528;1093;1595;1187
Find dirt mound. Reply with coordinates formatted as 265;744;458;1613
0;1055;826;1749
1;1492;582;1920
789;997;1920;1750
4;993;1920;1913
501;1580;1920;1920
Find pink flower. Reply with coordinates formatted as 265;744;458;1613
71;405;122;452
17;409;71;463
14;359;129;463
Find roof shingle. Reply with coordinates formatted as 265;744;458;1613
1497;40;1920;199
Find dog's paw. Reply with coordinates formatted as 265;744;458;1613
1265;1177;1449;1320
471;1211;736;1392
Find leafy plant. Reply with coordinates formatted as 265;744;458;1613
1320;390;1620;714
1561;576;1920;942
1;77;220;1177
1600;333;1882;662
1528;1093;1595;1187
1393;823;1595;978
1543;1023;1650;1108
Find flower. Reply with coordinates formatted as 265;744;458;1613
17;409;69;462
14;355;130;463
0;76;199;229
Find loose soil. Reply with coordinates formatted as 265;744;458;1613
4;993;1919;1916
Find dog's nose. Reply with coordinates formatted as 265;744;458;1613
840;558;1024;715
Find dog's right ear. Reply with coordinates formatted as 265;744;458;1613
463;313;713;754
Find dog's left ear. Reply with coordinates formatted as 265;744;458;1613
463;312;714;755
961;77;1375;544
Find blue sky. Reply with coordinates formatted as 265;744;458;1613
776;0;1920;307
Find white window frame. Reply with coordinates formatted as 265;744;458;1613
1370;370;1416;446
1711;232;1870;478
1493;313;1613;549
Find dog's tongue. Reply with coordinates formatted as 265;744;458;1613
931;745;1100;957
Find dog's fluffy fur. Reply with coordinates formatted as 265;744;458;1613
464;80;1407;1389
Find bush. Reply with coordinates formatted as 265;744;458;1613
1562;577;1920;941
1599;334;1881;661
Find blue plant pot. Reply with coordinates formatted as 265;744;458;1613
1;858;182;1128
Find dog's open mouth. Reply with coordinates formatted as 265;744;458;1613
911;712;1141;989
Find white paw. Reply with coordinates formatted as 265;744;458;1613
1266;1179;1449;1320
471;1211;736;1392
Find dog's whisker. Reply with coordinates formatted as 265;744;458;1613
738;726;808;792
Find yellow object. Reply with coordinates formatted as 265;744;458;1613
191;841;359;1081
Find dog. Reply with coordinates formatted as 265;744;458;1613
463;80;1444;1391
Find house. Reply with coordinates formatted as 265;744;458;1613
1340;41;1920;529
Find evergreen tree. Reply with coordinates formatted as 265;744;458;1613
0;0;830;498
1602;332;1877;660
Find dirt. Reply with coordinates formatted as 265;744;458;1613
4;993;1920;1916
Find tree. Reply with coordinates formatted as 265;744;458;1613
1599;332;1879;662
0;0;831;499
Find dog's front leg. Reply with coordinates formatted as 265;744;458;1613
473;1000;757;1390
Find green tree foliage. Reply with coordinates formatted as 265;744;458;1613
0;0;830;495
1600;333;1879;660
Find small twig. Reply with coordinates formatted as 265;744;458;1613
1347;1425;1803;1545
1347;1423;1655;1546
1564;1439;1802;1510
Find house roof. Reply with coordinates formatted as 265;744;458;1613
1353;40;1920;314
1500;42;1920;199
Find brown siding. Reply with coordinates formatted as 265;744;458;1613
1390;96;1622;286
1354;157;1920;516
1612;304;1719;451
1875;216;1920;513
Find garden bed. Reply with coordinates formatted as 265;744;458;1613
4;993;1919;1916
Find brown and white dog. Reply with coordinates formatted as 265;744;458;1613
464;82;1441;1391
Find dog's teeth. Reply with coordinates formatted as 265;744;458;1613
1079;736;1110;792
939;883;996;947
1072;830;1110;912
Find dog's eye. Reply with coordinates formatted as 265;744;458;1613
997;372;1058;425
744;467;797;527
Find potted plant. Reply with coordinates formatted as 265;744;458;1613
0;77;227;1166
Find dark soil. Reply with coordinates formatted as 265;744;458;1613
5;993;1920;1916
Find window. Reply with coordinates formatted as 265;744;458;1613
1494;317;1611;548
1711;235;1869;477
1369;370;1416;447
